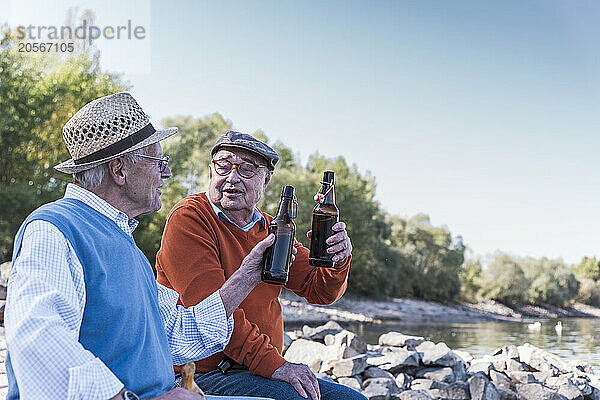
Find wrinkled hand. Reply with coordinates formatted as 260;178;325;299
271;361;321;400
238;234;297;286
146;387;206;399
307;221;352;263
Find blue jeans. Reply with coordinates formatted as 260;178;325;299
194;370;367;400
204;396;273;400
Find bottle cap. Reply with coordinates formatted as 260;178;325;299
281;185;295;198
323;171;335;183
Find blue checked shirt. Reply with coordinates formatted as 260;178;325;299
5;184;234;400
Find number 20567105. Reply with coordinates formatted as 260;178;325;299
18;42;74;52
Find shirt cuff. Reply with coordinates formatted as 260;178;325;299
66;357;124;400
193;290;234;348
333;254;352;270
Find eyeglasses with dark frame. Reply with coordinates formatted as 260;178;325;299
138;154;170;173
211;158;267;179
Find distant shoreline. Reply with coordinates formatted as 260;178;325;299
281;290;600;326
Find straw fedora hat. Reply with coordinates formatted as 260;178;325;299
54;92;178;174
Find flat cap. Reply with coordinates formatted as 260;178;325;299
211;130;279;170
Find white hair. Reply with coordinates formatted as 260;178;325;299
73;148;145;189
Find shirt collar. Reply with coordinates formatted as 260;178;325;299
64;183;139;237
207;195;266;232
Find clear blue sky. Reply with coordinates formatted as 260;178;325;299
4;0;600;264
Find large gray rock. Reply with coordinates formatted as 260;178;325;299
415;341;455;367
505;370;539;384
545;375;573;389
415;367;455;383
516;383;567;400
397;390;434;400
484;354;509;371
497;385;518;400
469;373;500;400
569;360;594;375
364;367;395;380
367;347;420;372
471;354;507;371
301;321;344;341
556;383;583;400
518;343;572;375
363;377;401;394
325;329;368;358
283;339;338;372
330;355;367;377
505;358;528;371
493;345;520;360
436;382;470;400
533;371;555;383
453;349;474;363
468;360;494;376
570;377;593;396
337;376;362;390
378;332;425;348
546;375;591;397
452;360;468;382
410;378;448;391
394;372;411;390
362;382;391;400
589;388;600;400
489;370;513;390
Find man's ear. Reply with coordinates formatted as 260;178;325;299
107;157;126;186
263;171;273;188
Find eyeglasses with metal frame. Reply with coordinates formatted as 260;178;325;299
138;154;170;173
211;158;267;179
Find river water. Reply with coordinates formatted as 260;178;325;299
285;318;600;374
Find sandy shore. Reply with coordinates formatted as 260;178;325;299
280;290;600;325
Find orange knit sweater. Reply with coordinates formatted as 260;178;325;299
155;192;351;378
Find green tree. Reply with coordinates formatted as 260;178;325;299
576;278;600;306
478;253;579;306
459;259;483;301
390;214;465;301
572;256;600;306
479;253;529;304
0;26;127;261
573;257;600;282
521;257;579;305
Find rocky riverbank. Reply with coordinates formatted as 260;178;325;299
284;320;600;400
280;290;600;325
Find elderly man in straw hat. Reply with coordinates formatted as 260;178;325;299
4;92;284;400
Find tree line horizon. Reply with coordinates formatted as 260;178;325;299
1;29;599;307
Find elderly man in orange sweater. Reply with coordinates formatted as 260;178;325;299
155;131;366;400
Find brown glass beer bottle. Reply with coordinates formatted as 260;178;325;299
262;185;297;285
309;171;339;267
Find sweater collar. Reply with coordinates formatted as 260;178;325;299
206;194;266;232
